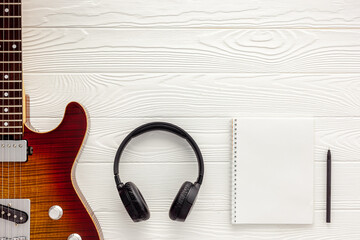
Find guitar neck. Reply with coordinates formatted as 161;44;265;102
0;0;23;140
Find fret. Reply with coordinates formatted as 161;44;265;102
0;129;23;134
0;28;21;30
0;118;22;122
0;30;21;40
2;53;21;61
0;61;22;64
0;50;21;53
0;114;23;123
0;17;20;28
0;119;22;121
0;71;21;73
0;79;22;82
0;63;22;71
0;5;21;16
0;89;22;91
0;113;22;119
0;41;22;50
0;16;21;18
0;113;22;115
0;132;22;135
1;39;20;42
0;114;23;122
0;101;22;107
0;80;22;86
0;97;22;99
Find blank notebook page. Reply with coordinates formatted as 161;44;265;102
232;118;314;224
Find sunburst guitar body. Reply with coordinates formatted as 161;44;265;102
1;103;102;240
0;0;102;239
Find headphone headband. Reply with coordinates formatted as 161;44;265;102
113;122;204;187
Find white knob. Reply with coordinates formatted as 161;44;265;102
48;205;63;220
68;233;82;240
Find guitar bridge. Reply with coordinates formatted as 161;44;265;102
0;204;28;224
0;199;30;240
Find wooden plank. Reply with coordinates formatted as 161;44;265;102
74;162;360;213
22;0;360;28
96;210;360;239
24;73;360;118
27;117;360;164
22;29;360;73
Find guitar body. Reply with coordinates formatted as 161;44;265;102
0;102;101;239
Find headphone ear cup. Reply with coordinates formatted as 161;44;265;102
119;182;150;222
169;181;199;221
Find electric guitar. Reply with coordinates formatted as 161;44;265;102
0;0;102;239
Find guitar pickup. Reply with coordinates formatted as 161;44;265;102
0;204;29;224
0;140;28;162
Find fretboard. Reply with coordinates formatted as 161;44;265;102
0;0;23;140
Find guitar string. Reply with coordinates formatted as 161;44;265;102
9;5;12;235
20;1;23;235
11;12;14;236
18;2;23;236
14;0;23;235
18;2;22;236
6;5;10;235
7;6;10;236
0;0;6;237
13;4;16;236
9;8;12;236
17;2;22;235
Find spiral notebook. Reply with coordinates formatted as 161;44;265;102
232;118;314;224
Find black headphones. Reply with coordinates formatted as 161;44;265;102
113;122;204;222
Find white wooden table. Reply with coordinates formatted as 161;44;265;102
24;0;360;239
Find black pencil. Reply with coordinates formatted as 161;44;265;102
326;149;331;223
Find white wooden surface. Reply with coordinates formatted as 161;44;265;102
23;0;360;239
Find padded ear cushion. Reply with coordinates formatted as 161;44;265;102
119;182;150;222
169;181;193;221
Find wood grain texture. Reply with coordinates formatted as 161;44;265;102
23;73;360;117
96;210;360;240
22;0;360;28
21;29;360;73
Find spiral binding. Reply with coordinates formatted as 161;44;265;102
232;118;238;224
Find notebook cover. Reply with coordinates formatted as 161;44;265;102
232;118;314;224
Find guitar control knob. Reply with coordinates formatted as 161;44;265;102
48;205;63;220
68;233;82;240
